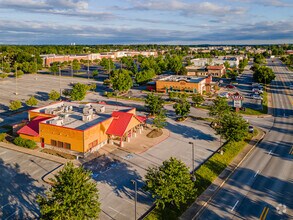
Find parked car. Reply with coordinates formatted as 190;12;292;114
226;84;235;89
289;84;293;90
252;88;263;94
252;94;263;100
218;92;230;98
248;125;254;133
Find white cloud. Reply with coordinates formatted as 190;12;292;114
0;0;114;20
230;0;293;7
117;0;246;16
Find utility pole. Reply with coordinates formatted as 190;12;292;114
131;180;137;220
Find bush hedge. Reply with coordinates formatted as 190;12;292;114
13;137;37;149
0;133;6;142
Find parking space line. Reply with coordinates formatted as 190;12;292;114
108;206;127;217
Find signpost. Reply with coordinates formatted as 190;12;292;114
231;94;244;112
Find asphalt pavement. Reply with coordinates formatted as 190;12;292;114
195;59;293;220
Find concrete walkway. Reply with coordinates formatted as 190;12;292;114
180;128;265;220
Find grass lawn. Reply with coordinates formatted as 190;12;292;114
145;130;258;219
240;90;268;115
41;148;76;160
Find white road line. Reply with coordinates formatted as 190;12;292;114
254;170;259;177
4;209;18;220
231;200;239;211
269;150;272;155
108;206;127;217
1;203;10;209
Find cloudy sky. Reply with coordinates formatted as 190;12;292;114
0;0;292;44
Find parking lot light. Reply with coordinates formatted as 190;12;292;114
189;142;196;182
131;180;137;220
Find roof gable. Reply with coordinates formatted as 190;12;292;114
17;116;50;137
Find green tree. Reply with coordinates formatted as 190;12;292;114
37;162;100;220
135;68;156;84
209;97;231;120
25;96;38;106
145;93;164;116
144;157;196;209
70;83;89;101
72;59;81;73
215;112;248;142
100;58;115;73
92;70;98;78
2;62;11;73
223;61;230;69
9;100;22;111
153;109;167;130
49;90;60;101
173;99;190;119
253;66;275;84
110;69;133;92
192;94;204;107
50;63;59;75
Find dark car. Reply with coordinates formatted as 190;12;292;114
248;125;254;133
226;84;235;89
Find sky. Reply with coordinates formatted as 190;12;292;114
0;0;292;45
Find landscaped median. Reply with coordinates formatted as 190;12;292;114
240;89;268;115
144;129;260;220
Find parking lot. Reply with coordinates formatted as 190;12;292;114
84;117;220;219
0;146;61;219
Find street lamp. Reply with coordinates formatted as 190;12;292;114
131;180;137;220
189;141;196;182
87;59;90;79
59;66;62;100
14;64;18;95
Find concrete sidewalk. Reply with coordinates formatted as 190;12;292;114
0;142;80;165
180;128;265;220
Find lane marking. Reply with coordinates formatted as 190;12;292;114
289;146;293;155
259;206;269;220
268;150;272;155
254;170;259;177
231;200;239;211
108;206;127;217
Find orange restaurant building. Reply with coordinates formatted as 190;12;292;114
156;75;212;94
17;102;147;155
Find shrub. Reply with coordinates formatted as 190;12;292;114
0;133;6;142
13;137;37;149
9;100;22;111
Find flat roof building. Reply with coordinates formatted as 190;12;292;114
155;75;212;94
17;102;147;155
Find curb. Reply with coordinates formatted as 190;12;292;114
180;128;266;220
42;164;64;185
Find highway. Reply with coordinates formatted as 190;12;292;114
196;59;293;220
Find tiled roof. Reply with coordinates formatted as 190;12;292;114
106;112;140;137
207;65;225;70
17;116;50;137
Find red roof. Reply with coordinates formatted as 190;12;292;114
136;115;147;123
207;65;225;70
17;116;50;137
106;112;139;137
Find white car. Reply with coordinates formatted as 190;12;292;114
252;88;263;94
218;92;229;98
252;94;263;100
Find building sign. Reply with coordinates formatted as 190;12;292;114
233;100;242;108
179;80;186;85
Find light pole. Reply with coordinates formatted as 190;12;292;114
15;64;18;95
87;59;90;79
131;180;137;220
189;141;196;181
59;66;62;100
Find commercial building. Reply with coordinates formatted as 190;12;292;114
207;65;226;77
186;65;226;77
41;51;158;67
155;75;212;94
191;56;240;68
17;102;147;155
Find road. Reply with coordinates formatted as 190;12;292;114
196;59;293;220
